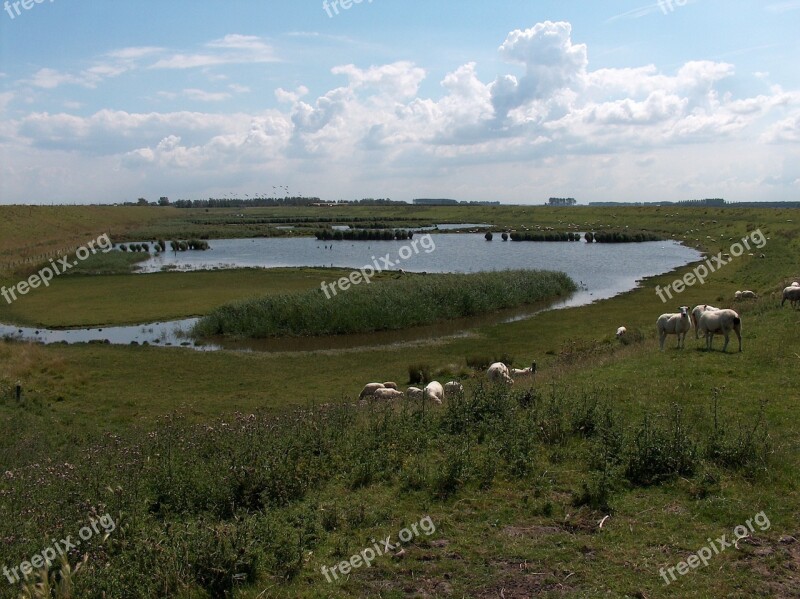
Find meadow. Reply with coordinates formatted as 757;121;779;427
0;204;798;598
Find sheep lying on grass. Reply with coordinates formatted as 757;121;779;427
359;383;384;399
615;326;627;339
444;381;464;395
735;290;758;300
657;306;692;350
510;363;536;380
373;388;404;401
487;362;513;385
698;309;742;352
691;304;720;339
406;386;423;400
782;286;800;308
382;382;398;390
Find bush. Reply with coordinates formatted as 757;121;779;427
408;363;432;385
195;270;577;339
625;407;697;486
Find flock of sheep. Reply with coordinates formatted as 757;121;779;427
358;362;537;404
360;282;799;401
619;281;800;354
358;380;465;403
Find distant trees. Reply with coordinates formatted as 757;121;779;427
547;197;577;206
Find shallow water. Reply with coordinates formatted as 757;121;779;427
1;235;701;353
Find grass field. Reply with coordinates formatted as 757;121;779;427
0;204;798;598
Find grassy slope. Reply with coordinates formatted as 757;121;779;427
0;205;798;597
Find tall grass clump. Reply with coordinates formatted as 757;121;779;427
194;269;577;338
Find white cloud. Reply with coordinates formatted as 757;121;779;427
183;89;232;102
151;34;278;69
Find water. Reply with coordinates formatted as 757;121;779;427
2;235;701;353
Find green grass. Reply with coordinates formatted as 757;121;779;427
0;204;799;598
194;269;576;338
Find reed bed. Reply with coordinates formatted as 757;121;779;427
193;269;577;339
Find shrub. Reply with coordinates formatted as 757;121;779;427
625;407;697;486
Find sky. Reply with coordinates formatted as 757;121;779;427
0;0;799;205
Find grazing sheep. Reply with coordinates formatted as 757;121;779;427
359;383;385;399
487;362;513;385
615;326;627;339
691;304;720;339
373;388;404;401
782;286;800;308
406;386;424;400
382;382;398;390
735;290;757;300
656;306;692;350
698;309;742;352
424;381;444;404
444;381;464;396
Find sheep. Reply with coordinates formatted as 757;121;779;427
791;282;799;287
735;290;757;300
406;386;423;400
424;381;444;404
373;388;404;401
359;383;384;399
487;362;513;385
510;362;537;379
781;286;800;308
615;326;627;339
691;304;720;339
444;381;464;396
656;306;692;350
382;382;398;390
698;309;742;352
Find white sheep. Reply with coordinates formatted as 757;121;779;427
781;286;800;308
444;381;464;396
359;383;384;399
656;306;692;350
690;304;720;339
615;326;627;339
406;386;424;400
510;362;537;379
698;309;742;352
735;290;757;300
424;381;444;404
791;282;799;287
487;362;513;385
382;382;398;390
373;388;404;401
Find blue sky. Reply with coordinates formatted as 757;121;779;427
1;0;799;204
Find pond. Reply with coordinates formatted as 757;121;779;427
2;234;702;353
